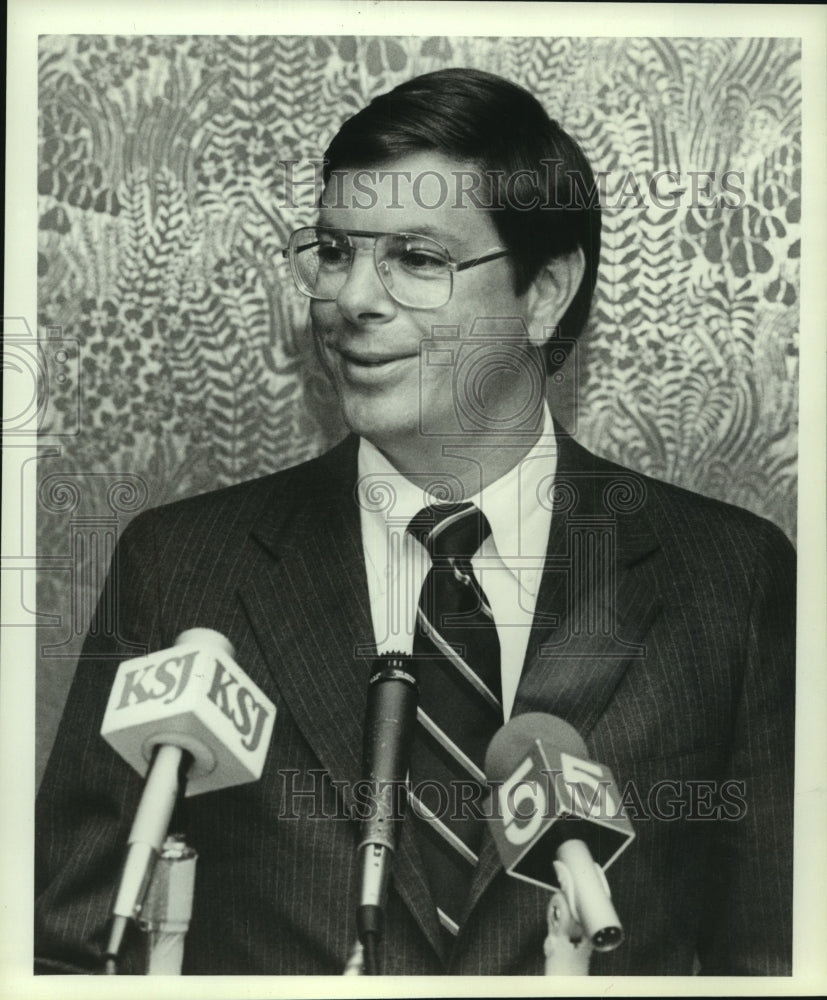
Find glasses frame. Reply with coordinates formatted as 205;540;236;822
280;226;510;309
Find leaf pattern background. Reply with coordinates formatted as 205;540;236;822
35;35;799;777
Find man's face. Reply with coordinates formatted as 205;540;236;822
309;151;543;462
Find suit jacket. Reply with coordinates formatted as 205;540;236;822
35;431;795;975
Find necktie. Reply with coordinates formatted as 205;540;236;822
407;502;503;944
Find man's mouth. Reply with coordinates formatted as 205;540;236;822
334;346;417;367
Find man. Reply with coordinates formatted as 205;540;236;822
35;68;795;976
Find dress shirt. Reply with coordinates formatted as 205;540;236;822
357;407;556;719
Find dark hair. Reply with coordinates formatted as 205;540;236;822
322;67;602;356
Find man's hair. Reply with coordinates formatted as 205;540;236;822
322;67;602;356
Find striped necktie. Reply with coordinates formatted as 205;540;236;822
407;502;503;945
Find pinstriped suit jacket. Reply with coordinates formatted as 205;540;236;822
35;431;795;975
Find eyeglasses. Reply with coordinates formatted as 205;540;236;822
281;226;510;309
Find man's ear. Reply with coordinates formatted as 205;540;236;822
525;247;586;346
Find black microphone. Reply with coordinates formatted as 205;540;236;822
355;654;419;972
484;713;635;953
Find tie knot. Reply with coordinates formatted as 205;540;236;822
407;502;492;560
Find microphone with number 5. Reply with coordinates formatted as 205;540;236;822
99;628;276;969
484;713;634;953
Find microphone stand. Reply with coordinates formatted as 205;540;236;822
343;940;364;975
138;834;198;974
544;889;594;975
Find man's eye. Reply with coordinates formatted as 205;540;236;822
317;244;351;268
398;249;448;272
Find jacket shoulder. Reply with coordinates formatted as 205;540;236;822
121;435;358;543
559;433;795;563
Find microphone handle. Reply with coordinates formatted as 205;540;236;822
106;744;192;961
356;658;418;967
554;839;623;952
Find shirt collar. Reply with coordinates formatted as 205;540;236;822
357;406;556;597
473;405;556;597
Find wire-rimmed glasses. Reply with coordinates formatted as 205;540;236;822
281;226;510;309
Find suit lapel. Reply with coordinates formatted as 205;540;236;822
239;435;369;787
515;431;663;734
466;430;663;921
237;435;444;958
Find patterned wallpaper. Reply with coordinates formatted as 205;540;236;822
36;35;800;776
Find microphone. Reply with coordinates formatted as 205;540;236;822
99;628;276;967
484;713;634;953
355;653;419;974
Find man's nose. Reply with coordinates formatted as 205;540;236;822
335;247;396;323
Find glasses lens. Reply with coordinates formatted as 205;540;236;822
290;228;352;300
377;234;452;308
288;228;454;307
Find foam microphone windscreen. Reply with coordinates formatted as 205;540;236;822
485;712;587;780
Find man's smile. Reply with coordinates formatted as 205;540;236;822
330;344;419;372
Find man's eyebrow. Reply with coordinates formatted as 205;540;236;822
314;219;475;254
405;224;473;253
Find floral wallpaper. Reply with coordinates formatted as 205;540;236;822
35;35;800;778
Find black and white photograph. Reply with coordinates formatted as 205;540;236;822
3;1;826;995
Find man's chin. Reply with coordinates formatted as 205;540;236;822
340;407;418;451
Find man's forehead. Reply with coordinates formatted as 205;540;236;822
317;152;498;244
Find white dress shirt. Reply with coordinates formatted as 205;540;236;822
357;407;556;720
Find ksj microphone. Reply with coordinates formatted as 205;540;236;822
355;653;419;973
100;628;276;968
484;713;634;953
